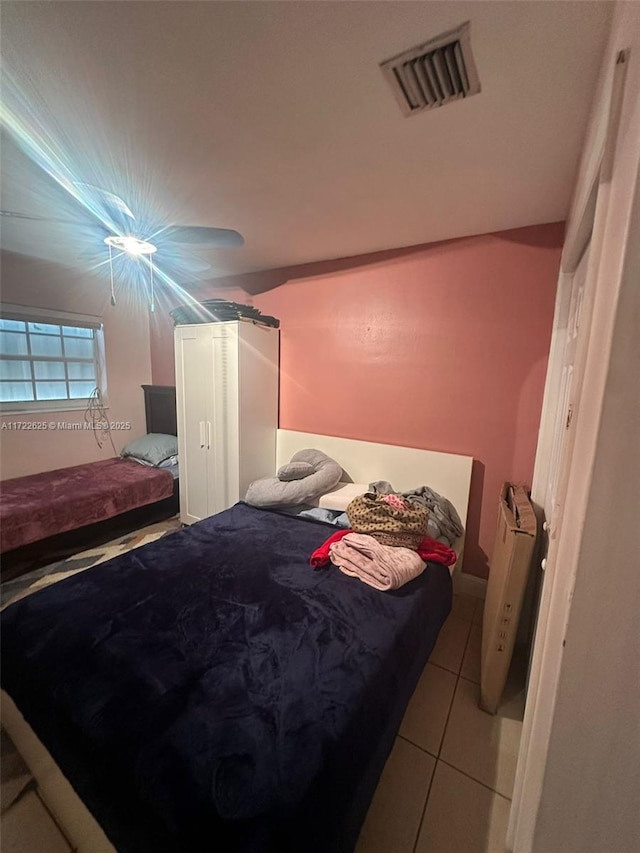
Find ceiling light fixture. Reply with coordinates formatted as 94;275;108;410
104;235;157;255
104;235;158;311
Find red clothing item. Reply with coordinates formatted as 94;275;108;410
310;529;353;567
311;530;457;569
417;537;457;567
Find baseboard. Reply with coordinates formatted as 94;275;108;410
453;571;487;600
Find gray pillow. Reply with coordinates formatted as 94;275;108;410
277;461;315;481
245;449;343;507
121;433;178;467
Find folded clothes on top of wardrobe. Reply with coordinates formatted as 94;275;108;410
170;299;280;328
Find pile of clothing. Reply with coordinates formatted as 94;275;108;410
310;491;458;592
368;480;464;545
170;298;280;329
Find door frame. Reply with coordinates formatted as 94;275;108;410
507;42;632;852
507;191;601;853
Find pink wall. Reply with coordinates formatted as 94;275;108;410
1;251;152;479
152;223;563;578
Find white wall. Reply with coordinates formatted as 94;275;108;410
0;251;152;478
515;3;640;851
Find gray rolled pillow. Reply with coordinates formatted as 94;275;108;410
121;433;178;467
245;449;343;507
277;461;315;481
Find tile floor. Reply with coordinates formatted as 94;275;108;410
1;594;526;853
356;594;527;853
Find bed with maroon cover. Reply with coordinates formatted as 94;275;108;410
0;385;178;579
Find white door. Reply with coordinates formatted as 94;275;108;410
544;245;589;529
509;36;636;850
509;241;596;853
176;327;211;524
206;325;240;515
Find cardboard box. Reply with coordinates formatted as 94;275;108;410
480;483;537;715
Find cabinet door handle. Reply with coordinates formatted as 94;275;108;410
206;421;211;450
199;421;205;448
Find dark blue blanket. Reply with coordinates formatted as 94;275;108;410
1;503;451;852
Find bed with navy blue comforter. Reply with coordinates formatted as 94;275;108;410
1;502;452;853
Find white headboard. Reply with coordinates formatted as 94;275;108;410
276;430;473;565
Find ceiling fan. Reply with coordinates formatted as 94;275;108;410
1;182;244;248
1;182;244;308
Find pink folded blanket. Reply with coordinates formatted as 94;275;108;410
329;532;426;591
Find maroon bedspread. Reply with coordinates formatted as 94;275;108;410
0;458;174;553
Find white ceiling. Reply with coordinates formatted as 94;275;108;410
0;1;612;282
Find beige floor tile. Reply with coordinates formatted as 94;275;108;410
356;738;435;853
473;597;485;626
440;677;523;798
429;615;471;674
1;790;71;853
451;593;477;622
399;662;457;755
461;623;482;684
415;761;511;853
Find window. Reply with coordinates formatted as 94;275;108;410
0;306;105;412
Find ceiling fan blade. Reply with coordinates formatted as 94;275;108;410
164;225;244;247
0;209;85;225
176;257;213;274
1;210;46;221
72;183;136;222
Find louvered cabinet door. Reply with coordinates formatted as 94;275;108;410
175;325;211;524
176;320;279;523
205;324;241;516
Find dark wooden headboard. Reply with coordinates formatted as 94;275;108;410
141;385;177;436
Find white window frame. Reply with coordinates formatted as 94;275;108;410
0;303;108;414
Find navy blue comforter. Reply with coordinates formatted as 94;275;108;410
1;503;452;852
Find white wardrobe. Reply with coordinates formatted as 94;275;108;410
174;320;279;524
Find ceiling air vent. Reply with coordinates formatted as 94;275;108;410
380;21;480;117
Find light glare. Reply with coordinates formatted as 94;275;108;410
104;235;157;256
